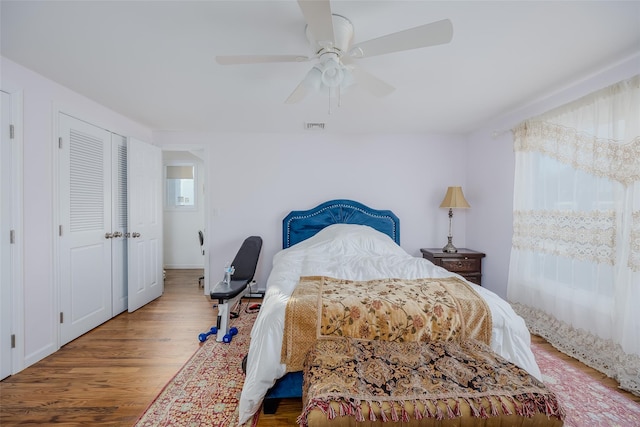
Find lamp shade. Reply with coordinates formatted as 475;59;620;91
439;186;470;209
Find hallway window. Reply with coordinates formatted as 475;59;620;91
165;164;196;209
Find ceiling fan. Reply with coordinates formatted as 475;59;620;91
215;0;453;104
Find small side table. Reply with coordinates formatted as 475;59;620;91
420;248;486;286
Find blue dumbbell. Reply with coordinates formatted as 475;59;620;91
198;326;217;342
222;327;238;343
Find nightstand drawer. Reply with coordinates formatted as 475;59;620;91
420;248;486;286
441;258;480;273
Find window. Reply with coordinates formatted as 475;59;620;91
165;164;196;210
508;75;639;394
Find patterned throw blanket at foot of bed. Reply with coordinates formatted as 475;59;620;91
282;276;492;372
298;338;565;427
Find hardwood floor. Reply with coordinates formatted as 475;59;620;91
0;269;216;426
1;269;637;426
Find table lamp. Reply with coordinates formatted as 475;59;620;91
439;186;470;253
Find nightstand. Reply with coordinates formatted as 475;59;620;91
420;248;485;286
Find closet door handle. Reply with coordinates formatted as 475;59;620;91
131;232;141;238
105;232;114;239
113;231;123;238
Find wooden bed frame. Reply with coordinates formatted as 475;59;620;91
263;199;400;413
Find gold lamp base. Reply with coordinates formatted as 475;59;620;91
442;236;458;253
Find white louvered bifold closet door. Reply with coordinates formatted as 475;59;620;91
111;134;128;315
59;114;112;345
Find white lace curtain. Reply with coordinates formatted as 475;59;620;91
507;75;640;395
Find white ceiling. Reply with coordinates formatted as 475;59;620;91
2;1;639;134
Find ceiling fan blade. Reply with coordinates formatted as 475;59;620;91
349;19;453;59
351;66;395;98
297;0;335;47
216;55;310;65
285;81;310;104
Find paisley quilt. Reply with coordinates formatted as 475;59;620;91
282;276;492;372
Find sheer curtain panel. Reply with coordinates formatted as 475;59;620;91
508;75;639;396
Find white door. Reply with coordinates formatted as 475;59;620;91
127;138;163;312
111;134;128;315
58;114;112;345
0;91;12;379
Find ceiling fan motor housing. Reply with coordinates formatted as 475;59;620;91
306;14;353;56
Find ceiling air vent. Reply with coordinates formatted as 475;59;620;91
304;122;325;130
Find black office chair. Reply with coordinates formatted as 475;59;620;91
198;230;205;287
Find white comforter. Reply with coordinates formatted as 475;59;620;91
237;224;541;425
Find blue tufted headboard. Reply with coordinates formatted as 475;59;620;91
282;199;400;249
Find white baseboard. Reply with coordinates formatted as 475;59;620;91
163;264;204;269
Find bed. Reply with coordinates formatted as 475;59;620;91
237;199;548;426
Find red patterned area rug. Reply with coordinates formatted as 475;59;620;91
532;342;640;427
135;311;260;427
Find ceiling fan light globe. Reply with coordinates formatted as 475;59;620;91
321;66;343;87
303;66;323;92
341;68;355;89
320;56;345;87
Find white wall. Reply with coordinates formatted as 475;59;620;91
466;53;640;298
162;150;205;269
153;131;470;291
1;57;153;368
